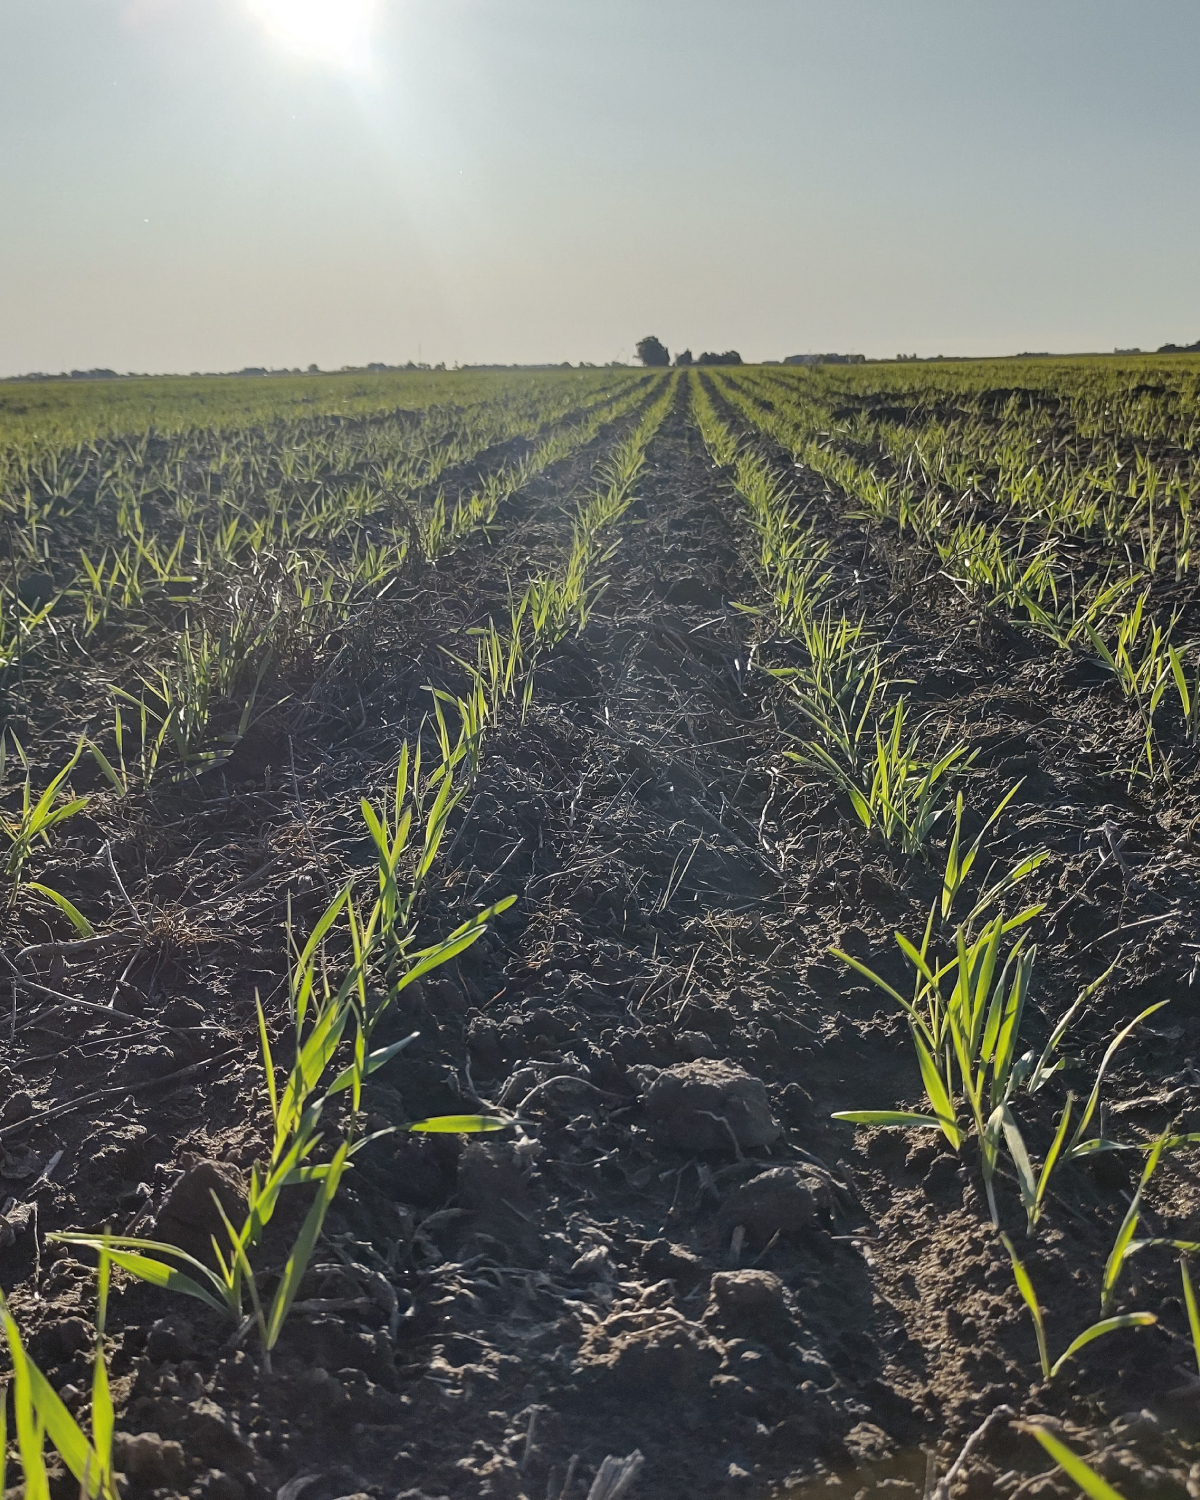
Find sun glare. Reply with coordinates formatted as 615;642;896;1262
245;0;378;71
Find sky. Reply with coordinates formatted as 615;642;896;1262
2;0;1199;375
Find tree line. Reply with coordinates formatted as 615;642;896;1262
635;336;741;368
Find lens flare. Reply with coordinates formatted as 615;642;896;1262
245;0;378;71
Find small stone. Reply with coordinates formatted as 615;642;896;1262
707;1270;788;1323
720;1166;829;1239
905;1140;939;1175
924;1154;960;1196
844;1421;893;1463
1;1145;43;1179
146;1315;195;1364
184;1399;254;1470
571;1245;616;1279
677;1031;717;1059
154;1160;247;1265
1;1092;35;1126
639;1239;704;1286
194;1470;245;1500
113;1431;188;1487
55;1318;92;1357
0;1200;35;1250
1109;1410;1159;1442
162;996;206;1028
643;1060;780;1151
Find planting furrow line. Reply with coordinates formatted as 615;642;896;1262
715;367;1200;792
690;371;1200;1437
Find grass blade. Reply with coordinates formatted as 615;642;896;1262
26;882;94;937
265;1140;350;1349
1102;1133;1166;1312
1001;1232;1049;1377
831;1110;946;1129
1049;1313;1156;1377
409;1114;509;1133
1182;1258;1200;1379
1015;1424;1128;1500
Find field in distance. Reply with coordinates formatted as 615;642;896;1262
2;355;1200;1500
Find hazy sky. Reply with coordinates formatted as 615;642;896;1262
3;0;1199;374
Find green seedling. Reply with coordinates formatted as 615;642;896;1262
1181;1257;1200;1380
0;1251;117;1499
1001;1233;1156;1380
1100;1133;1167;1313
832;788;1054;1224
1015;1422;1130;1500
59;705;517;1366
0;733;92;931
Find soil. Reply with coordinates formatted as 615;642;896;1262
3;379;1200;1500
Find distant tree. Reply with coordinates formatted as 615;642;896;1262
636;336;671;367
696;350;743;366
674;349;693;367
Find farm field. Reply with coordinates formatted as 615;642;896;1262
3;357;1200;1499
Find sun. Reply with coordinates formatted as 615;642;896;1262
245;0;378;71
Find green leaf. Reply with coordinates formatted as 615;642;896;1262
98;1247;225;1313
1126;1236;1200;1255
913;1028;963;1149
1102;1133;1166;1312
1001;1232;1049;1378
266;1140;351;1348
1035;1093;1074;1219
256;991;278;1130
24;1351;100;1493
1015;1424;1129;1500
50;1233;228;1313
2;1295;51;1500
408;1114;510;1133
326;1029;421;1097
1000;1105;1038;1223
829;946;910;1009
394;899;516;992
91;1334;114;1490
1049;1313;1156;1378
292;883;353;1022
831;1110;946;1129
1068;1001;1170;1157
1180;1257;1200;1381
86;741;126;797
279;1161;355;1186
1028;963;1117;1094
26;882;94;937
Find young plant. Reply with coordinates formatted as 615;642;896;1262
0;1253;117;1499
59;720;515;1365
1001;1233;1156;1381
832;790;1050;1224
0;733;93;932
799;698;972;856
1099;1133;1166;1313
1015;1422;1131;1500
1181;1257;1200;1380
0;589;57;672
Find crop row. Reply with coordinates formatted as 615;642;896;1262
713;368;1200;788
688;370;1198;1413
0;373;666;788
0;373;677;1493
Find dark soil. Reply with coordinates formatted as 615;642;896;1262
4;381;1200;1500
